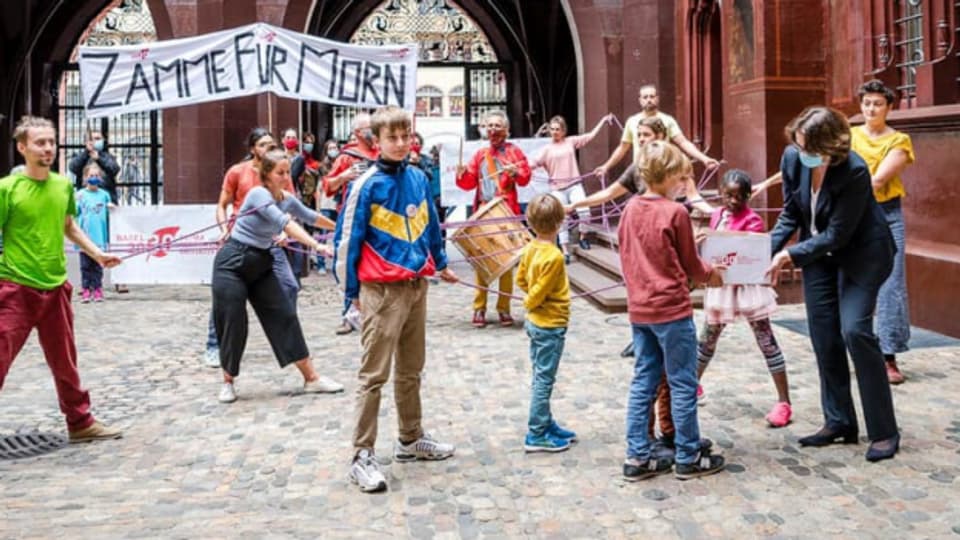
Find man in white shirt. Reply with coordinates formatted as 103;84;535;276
594;84;720;177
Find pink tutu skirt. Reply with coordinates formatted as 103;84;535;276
704;285;778;325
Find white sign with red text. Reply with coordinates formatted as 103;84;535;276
109;205;219;284
700;231;771;285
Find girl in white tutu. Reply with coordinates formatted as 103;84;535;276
697;170;793;427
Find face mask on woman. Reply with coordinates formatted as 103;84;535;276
302;143;314;153
283;139;298;150
327;148;340;159
92;140;105;151
798;150;824;168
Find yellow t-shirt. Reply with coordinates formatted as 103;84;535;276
850;125;915;203
515;239;570;328
622;111;682;163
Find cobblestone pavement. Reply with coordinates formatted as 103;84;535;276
2;274;960;539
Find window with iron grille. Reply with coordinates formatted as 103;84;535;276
895;0;925;105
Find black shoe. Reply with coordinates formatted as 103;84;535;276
623;455;674;482
620;342;634;358
675;448;725;480
798;425;859;447
578;238;591;250
865;434;900;462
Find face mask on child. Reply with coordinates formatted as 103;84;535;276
327;149;340;159
92;140;105;151
303;143;314;153
87;177;103;187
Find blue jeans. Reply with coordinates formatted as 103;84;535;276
525;321;567;437
876;199;910;355
206;246;299;351
316;209;338;271
626;316;700;464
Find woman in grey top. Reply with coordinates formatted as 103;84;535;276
212;149;342;403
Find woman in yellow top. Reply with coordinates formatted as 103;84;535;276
850;79;915;385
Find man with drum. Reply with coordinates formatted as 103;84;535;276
456;110;531;328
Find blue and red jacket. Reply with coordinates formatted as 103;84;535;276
333;158;448;301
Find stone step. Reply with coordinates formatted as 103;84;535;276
566;262;626;312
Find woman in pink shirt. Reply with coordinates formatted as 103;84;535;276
531;114;612;261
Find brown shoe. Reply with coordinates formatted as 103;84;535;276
69;421;122;443
886;361;905;385
335;321;354;335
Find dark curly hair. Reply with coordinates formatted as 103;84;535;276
857;79;896;105
784;107;851;165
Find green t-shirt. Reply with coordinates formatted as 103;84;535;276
0;171;76;290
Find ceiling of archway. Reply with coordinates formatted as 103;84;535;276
350;0;497;63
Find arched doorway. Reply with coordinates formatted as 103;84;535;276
302;0;579;144
55;0;164;205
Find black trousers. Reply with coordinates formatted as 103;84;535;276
212;239;309;377
802;258;898;441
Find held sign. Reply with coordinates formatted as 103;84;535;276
699;231;772;285
79;22;418;118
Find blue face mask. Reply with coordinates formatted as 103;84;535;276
327;149;339;159
93;140;105;152
303;143;314;153
798;150;824;168
87;177;103;186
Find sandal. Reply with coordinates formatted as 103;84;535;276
675;448;725;480
623;455;674;482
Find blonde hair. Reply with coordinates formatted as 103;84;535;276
525;193;565;236
371;106;412;138
637;141;691;186
258;149;289;182
82;162;103;179
13;116;54;144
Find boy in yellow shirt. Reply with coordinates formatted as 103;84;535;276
516;193;575;452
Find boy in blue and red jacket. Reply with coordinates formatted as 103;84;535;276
334;106;458;494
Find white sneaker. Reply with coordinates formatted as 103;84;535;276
349;449;387;493
218;382;237;403
204;348;221;368
394;433;455;462
303;376;344;394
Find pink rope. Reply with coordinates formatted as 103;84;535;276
457;279;625;301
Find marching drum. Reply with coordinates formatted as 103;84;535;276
450;197;532;285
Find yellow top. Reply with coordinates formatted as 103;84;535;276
850;125;915;203
515;239;570;328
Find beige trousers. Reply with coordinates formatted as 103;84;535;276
353;279;428;451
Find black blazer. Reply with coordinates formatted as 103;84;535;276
770;145;895;286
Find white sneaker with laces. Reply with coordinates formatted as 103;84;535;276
303;376;344;394
204;348;221;368
349;449;387;493
218;382;237;403
394;433;455;462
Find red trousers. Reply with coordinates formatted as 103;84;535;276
0;280;95;431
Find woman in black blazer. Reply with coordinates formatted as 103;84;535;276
767;106;900;462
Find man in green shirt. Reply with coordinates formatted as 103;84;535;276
0;116;122;443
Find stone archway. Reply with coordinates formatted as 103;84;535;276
283;0;578;144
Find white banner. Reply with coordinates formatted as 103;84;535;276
109;205;219;284
700;231;772;285
79;22;418;118
434;137;552;207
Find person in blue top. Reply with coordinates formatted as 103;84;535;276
334;106;458;493
211;149;343;404
75;162;113;303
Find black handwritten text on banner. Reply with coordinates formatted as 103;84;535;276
78;23;418;118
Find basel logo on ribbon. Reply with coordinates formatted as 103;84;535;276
147;226;181;260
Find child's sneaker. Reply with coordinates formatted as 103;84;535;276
80;289;91;303
524;432;571;453
498;312;515;327
765;401;792;427
547;420;577;443
472;310;487;328
696;384;706;405
349;449;387;493
93;288;104;302
394;433;455;462
675;448;725;480
623;455;673;481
